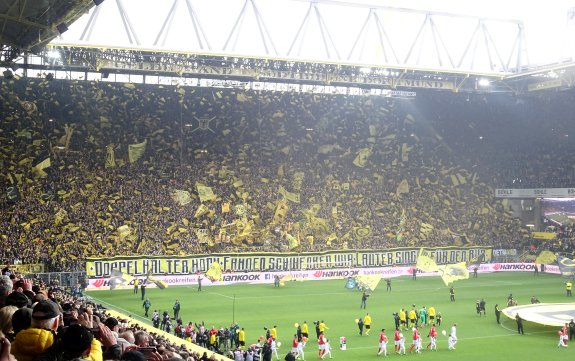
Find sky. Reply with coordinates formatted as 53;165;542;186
52;0;575;72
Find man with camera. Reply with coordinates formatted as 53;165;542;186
360;291;369;309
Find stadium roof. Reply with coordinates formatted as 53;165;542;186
0;0;94;53
3;0;575;94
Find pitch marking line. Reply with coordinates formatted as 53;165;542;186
88;296;151;323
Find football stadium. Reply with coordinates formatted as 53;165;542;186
2;1;575;361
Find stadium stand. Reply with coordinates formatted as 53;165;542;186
2;78;575;272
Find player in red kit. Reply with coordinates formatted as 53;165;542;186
318;331;326;358
409;327;421;354
426;324;438;350
377;329;388;356
291;334;299;355
394;328;401;353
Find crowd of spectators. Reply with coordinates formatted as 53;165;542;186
1;77;574;272
0;268;229;361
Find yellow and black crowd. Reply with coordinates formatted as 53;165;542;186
2;78;575;271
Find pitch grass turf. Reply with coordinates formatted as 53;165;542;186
88;272;573;360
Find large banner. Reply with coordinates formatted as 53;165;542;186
86;247;492;278
86;262;560;290
495;188;575;198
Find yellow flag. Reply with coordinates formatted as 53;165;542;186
318;144;337;154
450;174;460;186
109;269;135;290
354;275;382;291
456;173;467;185
117;225;131;241
293;172;305;191
279;185;300;203
401;143;410;162
54;209;67;226
147;274;168;289
235;220;254;242
279;274;293;286
128;140;147;163
205;261;223;282
222;202;230;213
286;233;299;250
171;190;192;206
273;200;289;224
194;204;209;218
237;92;250;102
166;222;177;235
354;227;371;239
416;248;439;272
105;144;116;168
196;183;216;202
396;179;410;197
437;262;469;286
535;250;557;264
353;148;372;167
419;222;434;240
195;229;212;247
32;156;51;178
34;157;51;171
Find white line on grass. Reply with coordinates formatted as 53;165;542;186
209;292;236;299
90;296;150;323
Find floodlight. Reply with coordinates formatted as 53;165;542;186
478;78;490;87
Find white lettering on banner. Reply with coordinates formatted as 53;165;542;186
394;79;455;90
493;249;518;256
495;188;575;198
86;263;560;290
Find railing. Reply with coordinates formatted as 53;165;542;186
31;271;87;290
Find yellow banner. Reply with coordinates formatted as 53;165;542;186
86;246;492;277
278;185;300;203
1;263;45;274
532;232;556;240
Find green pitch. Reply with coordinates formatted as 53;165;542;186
88;272;573;360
